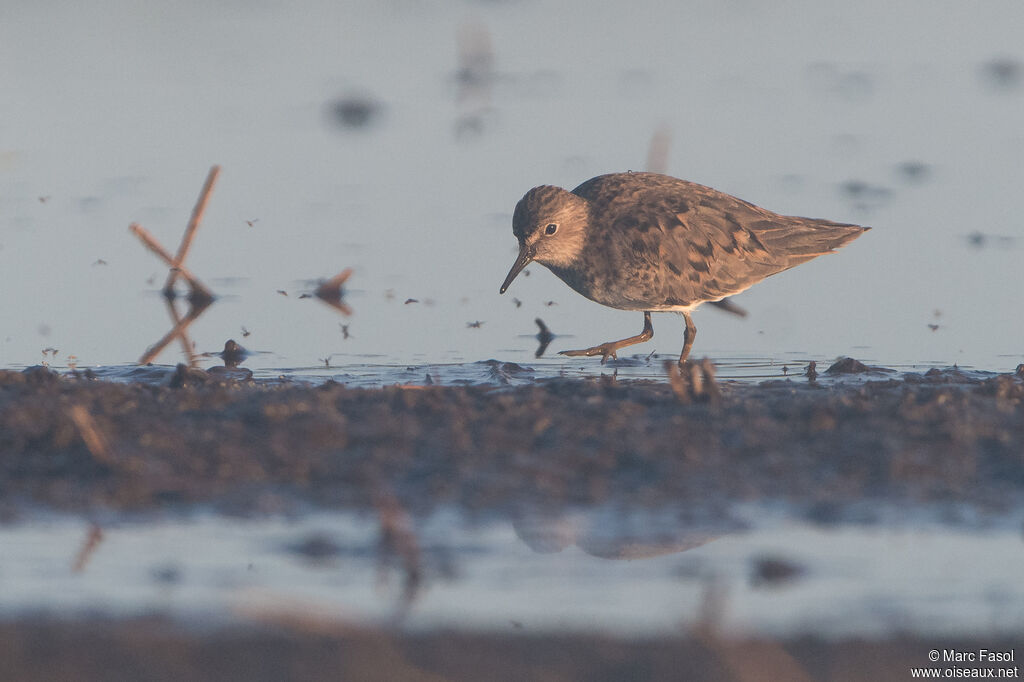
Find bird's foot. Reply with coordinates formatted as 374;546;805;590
559;343;621;364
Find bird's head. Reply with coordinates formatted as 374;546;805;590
500;185;590;294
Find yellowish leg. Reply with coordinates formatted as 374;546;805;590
560;311;654;364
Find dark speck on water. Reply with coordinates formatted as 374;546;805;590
328;93;382;129
840;179;892;210
535;318;554;357
150;565;182;585
750;555;806;588
896;161;931;183
981;57;1022;90
288;533;342;562
966;231;1016;249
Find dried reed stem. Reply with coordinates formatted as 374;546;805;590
138;298;209;365
164;165;221;293
130;223;214;300
71;524;104;573
69;405;115;466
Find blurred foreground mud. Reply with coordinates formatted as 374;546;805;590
0;617;1017;682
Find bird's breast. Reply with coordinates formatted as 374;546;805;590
545;256;669;311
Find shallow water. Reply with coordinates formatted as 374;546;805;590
25;354;1003;389
3;504;1022;638
2;0;1023;373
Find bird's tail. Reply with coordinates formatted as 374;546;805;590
753;218;869;267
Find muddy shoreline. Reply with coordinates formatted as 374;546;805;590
4;364;1024;679
2;363;1023;517
0;617;1018;682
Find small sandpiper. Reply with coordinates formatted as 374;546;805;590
500;172;868;364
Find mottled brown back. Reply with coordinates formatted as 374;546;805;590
567;173;867;309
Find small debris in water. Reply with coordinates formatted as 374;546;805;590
839;179;891;210
328;92;383;129
218;340;248;368
71;524;104;573
825;357;871;374
750;555;806;588
512;298;522;308
313;269;354;316
169;364;211;388
454;21;495;138
965;231;1016;249
896;161;931;183
287;532;342;563
535;318;554;358
981;57;1022;90
150;565;182;585
404;299;419;305
709;297;747;317
277;290;288;297
645;123;671;175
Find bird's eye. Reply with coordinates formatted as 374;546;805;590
545;223;558;235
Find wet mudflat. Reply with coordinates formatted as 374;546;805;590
2;362;1024;681
1;363;1023;516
